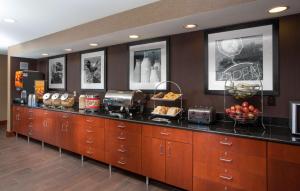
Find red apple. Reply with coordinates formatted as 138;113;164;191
225;108;231;114
248;105;255;112
253;108;260;115
242;107;249;113
242;101;249;107
235;104;242;110
230;106;235;111
248;112;255;119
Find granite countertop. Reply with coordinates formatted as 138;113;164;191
13;103;300;146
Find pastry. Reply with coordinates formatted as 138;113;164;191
153;106;168;115
163;92;180;100
152;92;164;99
167;107;180;115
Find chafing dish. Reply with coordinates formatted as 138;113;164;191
103;90;146;117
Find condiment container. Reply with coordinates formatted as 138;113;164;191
51;93;61;107
85;95;100;112
61;93;75;108
43;93;52;106
79;95;86;110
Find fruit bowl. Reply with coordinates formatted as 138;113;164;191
225;101;260;124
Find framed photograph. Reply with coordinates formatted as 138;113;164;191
129;39;169;91
48;56;66;90
205;20;279;95
81;50;106;90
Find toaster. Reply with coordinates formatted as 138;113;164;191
188;106;216;124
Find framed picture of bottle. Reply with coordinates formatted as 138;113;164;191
129;38;169;91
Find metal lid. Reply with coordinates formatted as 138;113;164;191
61;93;69;101
51;93;60;100
43;93;51;100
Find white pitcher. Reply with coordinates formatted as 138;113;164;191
141;55;151;83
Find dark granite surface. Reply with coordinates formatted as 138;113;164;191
13;104;300;146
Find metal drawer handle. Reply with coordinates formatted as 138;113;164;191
118;148;127;153
62;115;69;119
160;132;170;136
219;141;232;146
117;125;126;128
86;129;95;133
117;136;126;140
86;140;94;144
86;119;93;123
219;175;233;181
86;151;93;155
219;157;233;163
118;160;126;165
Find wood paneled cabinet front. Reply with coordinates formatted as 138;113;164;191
193;132;267;191
142;125;193;191
268;142;300;191
57;113;78;152
12;106;28;136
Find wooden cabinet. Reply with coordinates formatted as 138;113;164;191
142;125;193;191
193;132;267;191
12;106;29;136
40;110;58;145
74;115;105;162
57;113;77;152
30;108;43;141
268;142;300;191
105;119;142;173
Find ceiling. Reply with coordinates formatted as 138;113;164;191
0;0;158;54
5;0;300;58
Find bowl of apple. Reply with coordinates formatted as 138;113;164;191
225;101;260;124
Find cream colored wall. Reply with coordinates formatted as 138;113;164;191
0;54;8;121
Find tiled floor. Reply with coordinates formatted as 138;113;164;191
0;127;178;191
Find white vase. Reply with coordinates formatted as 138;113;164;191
141;57;151;83
153;60;161;81
150;67;160;83
133;60;141;82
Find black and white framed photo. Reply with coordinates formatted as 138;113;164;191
205;20;279;95
48;56;66;90
129;39;168;91
81;50;106;90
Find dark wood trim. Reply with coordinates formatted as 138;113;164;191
204;19;279;96
6;131;15;137
47;55;67;91
127;37;170;93
79;48;107;92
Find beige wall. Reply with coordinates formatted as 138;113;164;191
0;54;8;121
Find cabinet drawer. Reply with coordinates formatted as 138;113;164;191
81;144;104;161
194;132;266;157
106;141;140;155
74;115;105;128
106;131;141;149
196;163;266;191
151;126;192;144
194;148;266;176
193;176;243;191
106;119;142;134
268;142;300;163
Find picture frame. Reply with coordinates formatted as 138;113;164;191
129;38;169;92
80;49;106;91
48;56;66;90
204;20;279;95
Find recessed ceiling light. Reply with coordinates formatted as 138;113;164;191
89;43;98;47
64;48;72;52
184;24;198;29
129;35;139;39
41;53;49;56
3;18;16;23
268;6;288;13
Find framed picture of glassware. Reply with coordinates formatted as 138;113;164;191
129;38;169;91
204;20;279;95
80;49;106;91
48;56;66;90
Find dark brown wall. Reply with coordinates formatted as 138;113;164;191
20;14;300;118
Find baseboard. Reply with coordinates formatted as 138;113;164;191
6;131;15;137
0;120;7;126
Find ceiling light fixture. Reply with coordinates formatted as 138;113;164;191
129;35;139;39
3;18;16;23
184;24;198;29
268;6;288;13
89;43;98;47
41;53;49;56
64;48;72;52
